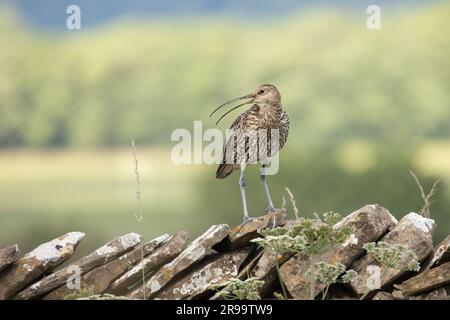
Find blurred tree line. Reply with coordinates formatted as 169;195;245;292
0;4;448;150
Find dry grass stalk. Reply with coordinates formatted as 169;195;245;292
281;195;287;213
409;170;443;218
131;139;146;299
284;187;300;219
131;139;144;223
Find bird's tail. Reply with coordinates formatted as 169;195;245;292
216;163;235;179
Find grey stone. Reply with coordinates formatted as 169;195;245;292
0;232;84;300
42;234;168;300
155;247;252;300
216;210;286;251
16;232;142;300
130;224;230;299
280;204;396;299
350;212;434;296
396;261;450;297
109;231;188;294
0;244;20;273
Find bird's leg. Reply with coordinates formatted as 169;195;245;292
239;166;251;222
260;165;275;212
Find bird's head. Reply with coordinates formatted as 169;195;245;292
250;84;281;104
210;84;281;125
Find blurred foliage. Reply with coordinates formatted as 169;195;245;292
0;5;449;256
0;5;449;149
0;146;448;259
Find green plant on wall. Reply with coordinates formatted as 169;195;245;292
359;241;420;299
252;211;355;299
210;277;265;300
311;262;358;300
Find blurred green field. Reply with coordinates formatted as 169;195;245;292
0;148;205;257
0;144;448;258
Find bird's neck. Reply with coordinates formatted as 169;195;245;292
257;102;283;126
259;101;283;116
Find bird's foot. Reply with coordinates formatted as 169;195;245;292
242;216;258;224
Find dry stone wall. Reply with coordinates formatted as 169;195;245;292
1;206;449;300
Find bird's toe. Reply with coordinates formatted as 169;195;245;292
242;216;258;224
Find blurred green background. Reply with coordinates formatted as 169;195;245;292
0;1;449;259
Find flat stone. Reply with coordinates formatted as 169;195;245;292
237;249;264;279
280;204;396;299
130;224;230;299
215;210;287;251
109;231;189;294
350;212;435;296
0;232;84;300
409;287;449;300
422;235;450;270
396;262;450;297
246;219;306;298
372;291;395;300
16;232;142;300
391;289;405;300
42;234;168;300
251;247;289;279
250;246;293;297
0;244;20;273
209;248;264;300
155;247;252;300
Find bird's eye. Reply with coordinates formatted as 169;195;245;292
259;89;266;94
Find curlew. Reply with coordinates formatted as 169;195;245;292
210;84;289;222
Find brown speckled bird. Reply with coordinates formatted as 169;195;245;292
210;84;289;222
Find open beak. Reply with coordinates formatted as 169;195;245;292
209;94;254;125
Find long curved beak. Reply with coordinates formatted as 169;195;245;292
209;94;253;118
210;94;254;125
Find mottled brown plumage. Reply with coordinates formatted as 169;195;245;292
210;84;289;221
